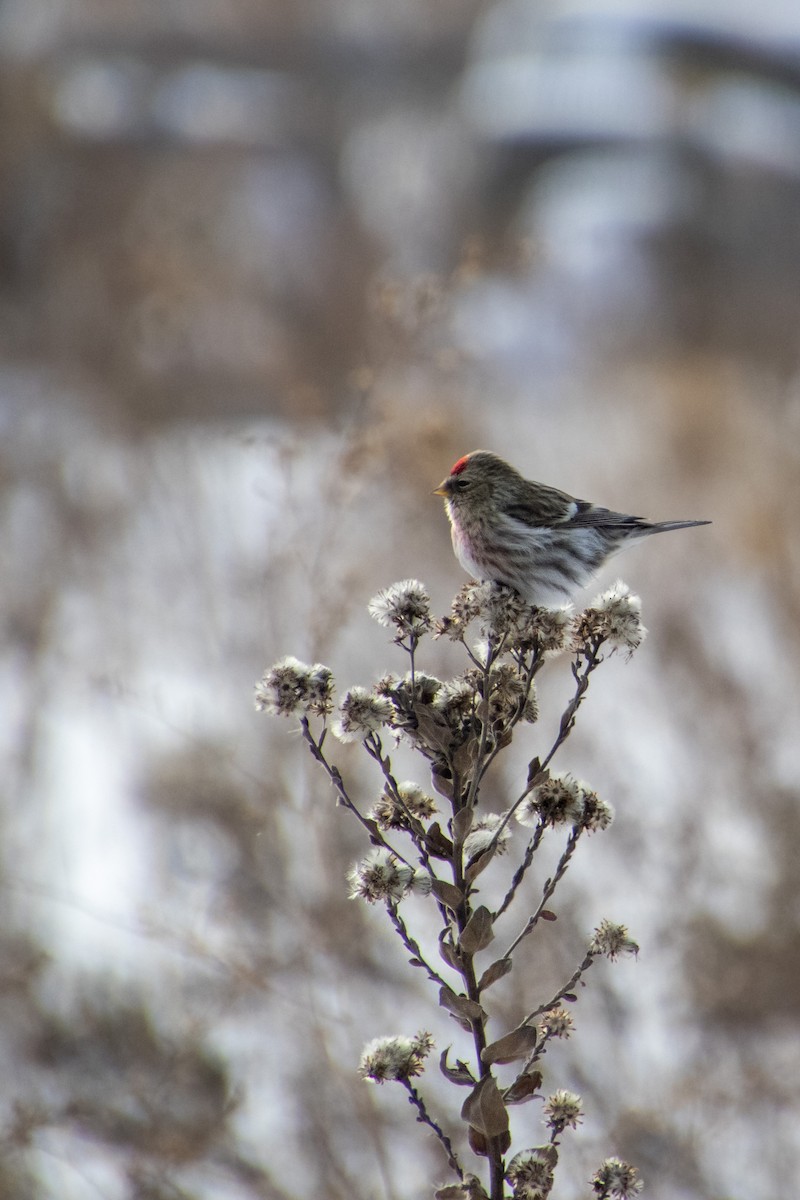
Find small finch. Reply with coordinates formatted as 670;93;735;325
435;451;710;605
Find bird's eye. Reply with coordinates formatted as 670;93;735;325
453;478;470;491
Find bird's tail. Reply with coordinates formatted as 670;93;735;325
644;519;711;535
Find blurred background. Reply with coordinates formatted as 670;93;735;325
3;0;800;1196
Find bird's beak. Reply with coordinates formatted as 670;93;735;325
433;480;449;497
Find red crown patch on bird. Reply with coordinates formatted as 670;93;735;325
450;455;470;476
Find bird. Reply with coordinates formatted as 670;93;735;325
434;450;710;606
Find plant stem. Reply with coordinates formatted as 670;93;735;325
502;828;582;960
402;1081;463;1176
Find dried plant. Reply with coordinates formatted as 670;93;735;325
256;579;647;1200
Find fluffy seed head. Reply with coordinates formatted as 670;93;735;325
590;1157;644;1197
463;813;511;864
543;1089;583;1132
538;1007;574;1040
358;1031;434;1083
368;579;432;639
369;781;437;830
516;774;584;828
333;687;394;742
505;1146;558;1199
254;656;334;717
347;848;431;903
590;919;639;960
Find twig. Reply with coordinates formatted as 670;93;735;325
524;952;595;1023
501;827;582;960
538;639;604;773
493;821;547;919
481;644;599;856
386;902;452;990
402;1081;463;1176
300;719;417;870
464;638;500;810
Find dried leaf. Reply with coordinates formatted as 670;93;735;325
458;906;495;955
412;705;458;756
452;807;474;847
503;1068;543;1105
481;1024;538;1066
460;1075;510;1138
439;986;486;1027
464;842;497;884
363;817;383;844
452;740;479;789
425;822;454;859
431;763;454;800
526;757;543;786
439;1047;476;1086
430;878;464;912
478;957;513;992
467;1126;490;1158
438;936;461;971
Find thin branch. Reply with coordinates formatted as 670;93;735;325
493;821;547;920
385;901;452;990
464;639;500;810
402;1081;463;1176
364;735;429;850
299;719;417;869
538;639;604;773
501;827;582;960
364;735;449;930
472;648;544;794
524;952;596;1023
488;639;606;847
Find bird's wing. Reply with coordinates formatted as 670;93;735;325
566;500;646;529
504;493;648;530
502;481;580;525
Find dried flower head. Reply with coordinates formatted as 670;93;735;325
436;582;492;640
591;1157;644;1198
368;579;432;638
525;604;573;653
376;672;443;726
543;1089;583;1133
254;656;334;717
590;919;639;960
373;672;399;697
333;687;394;742
505;1146;557;1199
574;582;646;655
405;671;443;704
480;584;531;641
358;1031;434;1083
369;781;437;830
463;813;511;863
538;1007;574;1040
516;775;584;828
434;677;476;727
438;581;572;656
480;585;572;656
484;662;538;724
347;849;430;904
579;788;615;832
